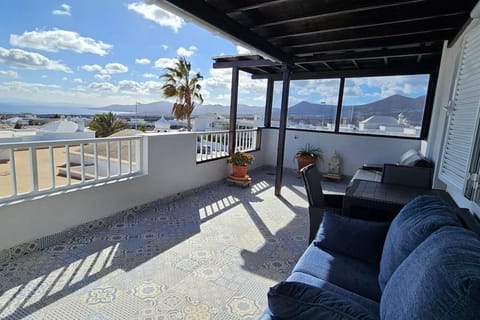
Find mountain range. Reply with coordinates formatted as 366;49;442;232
96;94;426;124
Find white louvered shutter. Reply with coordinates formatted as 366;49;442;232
439;26;480;191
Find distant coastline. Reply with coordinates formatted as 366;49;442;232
0;103;132;116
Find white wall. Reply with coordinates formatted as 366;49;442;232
0;132;265;250
262;128;421;176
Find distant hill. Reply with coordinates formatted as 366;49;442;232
282;94;426;125
94;101;267;117
94;94;426;125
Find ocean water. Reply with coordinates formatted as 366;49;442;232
0;103;130;115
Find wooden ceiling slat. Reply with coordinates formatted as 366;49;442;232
250;0;425;29
294;46;442;63
291;31;454;56
272;16;465;47
225;0;289;14
286;28;457;50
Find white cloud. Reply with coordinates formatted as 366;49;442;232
176;45;197;57
52;4;71;16
88;82;117;92
41;75;48;78
3;81;61;91
103;63;128;74
10;29;112;56
154;57;177;69
82;63;128;76
161;44;168;50
95;74;111;81
0;70;18;78
62;77;68;81
143;73;157;78
73;78;83;83
127;2;184;32
135;58;151;65
80;64;103;72
118;80;143;93
0;47;72;73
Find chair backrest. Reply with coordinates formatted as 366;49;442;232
381;163;433;189
301;164;325;207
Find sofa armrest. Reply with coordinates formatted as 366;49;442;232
324;194;344;208
381;164;433;189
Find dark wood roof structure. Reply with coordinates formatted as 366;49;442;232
153;0;478;194
156;0;477;79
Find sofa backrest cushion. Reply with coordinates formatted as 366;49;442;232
314;212;390;267
268;281;379;320
378;195;461;291
380;226;480;320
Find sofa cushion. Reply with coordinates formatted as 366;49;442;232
287;272;380;315
314;212;390;266
378;195;461;290
380;226;480;320
268;281;379;320
293;243;382;301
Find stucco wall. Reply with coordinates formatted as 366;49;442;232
0;132;265;250
261;128;421;176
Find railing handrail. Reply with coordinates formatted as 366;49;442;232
0;135;142;148
196;130;229;134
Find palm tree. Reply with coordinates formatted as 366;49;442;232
160;57;204;131
88;112;127;137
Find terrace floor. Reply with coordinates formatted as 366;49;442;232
0;168;347;320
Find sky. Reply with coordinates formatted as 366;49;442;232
0;1;430;110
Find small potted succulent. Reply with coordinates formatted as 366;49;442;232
295;143;322;172
227;151;255;178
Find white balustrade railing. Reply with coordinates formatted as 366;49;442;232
196;130;229;161
235;128;258;152
195;128;259;162
0;136;143;202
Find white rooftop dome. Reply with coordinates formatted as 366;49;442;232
155;115;170;131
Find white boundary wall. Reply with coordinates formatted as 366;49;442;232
0;132;264;250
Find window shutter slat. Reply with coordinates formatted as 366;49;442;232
439;27;480;191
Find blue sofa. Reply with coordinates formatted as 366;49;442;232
262;196;480;319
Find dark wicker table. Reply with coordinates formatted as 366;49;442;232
343;180;454;220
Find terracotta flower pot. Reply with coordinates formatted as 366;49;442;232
232;164;248;178
297;156;317;172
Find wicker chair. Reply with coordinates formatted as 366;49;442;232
301;164;344;243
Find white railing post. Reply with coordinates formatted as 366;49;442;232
65;144;71;186
94;142;99;180
29;147;39;192
117;140;122;176
106;141;111;178
80;143;85;183
9;148;17;196
49;145;55;189
128;140;132;174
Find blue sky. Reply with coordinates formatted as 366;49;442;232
0;1;429;109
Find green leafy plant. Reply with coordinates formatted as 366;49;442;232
88;112;127;137
295;143;322;159
227;151;255;166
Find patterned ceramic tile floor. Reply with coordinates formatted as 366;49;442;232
0;168;348;320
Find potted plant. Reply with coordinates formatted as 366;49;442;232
227;151;255;179
295;143;321;172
